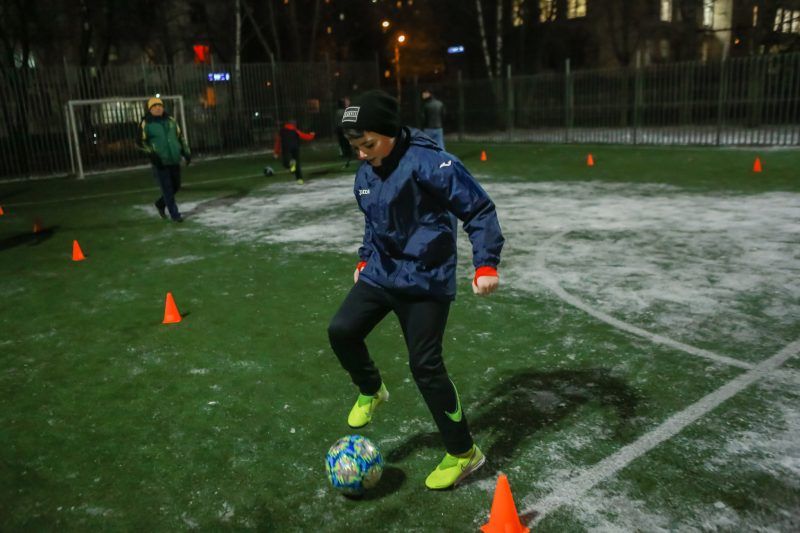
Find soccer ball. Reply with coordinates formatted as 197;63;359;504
263;165;275;176
325;435;383;495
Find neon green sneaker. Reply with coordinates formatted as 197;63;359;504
347;382;389;428
296;178;304;184
425;445;485;490
289;159;297;173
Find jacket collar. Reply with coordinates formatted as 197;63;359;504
374;126;411;179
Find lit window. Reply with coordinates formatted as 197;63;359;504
703;0;714;28
567;0;586;19
660;0;672;22
752;5;758;27
778;9;800;33
539;0;556;22
513;0;524;26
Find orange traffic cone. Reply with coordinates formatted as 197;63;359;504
753;157;762;173
162;292;182;324
33;219;42;233
586;153;595;167
72;240;86;261
0;205;5;216
480;150;488;162
481;474;529;533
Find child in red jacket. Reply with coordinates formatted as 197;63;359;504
273;120;315;184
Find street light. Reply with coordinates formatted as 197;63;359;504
381;20;391;29
394;33;407;102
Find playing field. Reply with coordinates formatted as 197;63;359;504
1;143;798;531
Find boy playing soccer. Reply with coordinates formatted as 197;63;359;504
273;119;315;184
327;90;504;489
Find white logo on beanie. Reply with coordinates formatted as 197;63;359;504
342;106;360;123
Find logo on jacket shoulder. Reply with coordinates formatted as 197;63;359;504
343;107;360;123
358;189;370;196
439;160;452;168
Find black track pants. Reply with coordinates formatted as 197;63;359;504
328;280;473;455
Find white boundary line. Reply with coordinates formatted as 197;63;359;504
524;338;800;525
534;232;754;370
3;162;346;208
516;230;797;527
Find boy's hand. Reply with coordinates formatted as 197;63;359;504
354;261;367;284
472;266;499;296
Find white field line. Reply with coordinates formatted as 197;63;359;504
4;162;345;208
534;232;754;370
524;338;800;526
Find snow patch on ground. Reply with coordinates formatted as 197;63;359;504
179;177;800;359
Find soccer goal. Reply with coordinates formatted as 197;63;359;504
66;95;187;179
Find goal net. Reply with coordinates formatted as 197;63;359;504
66;95;187;178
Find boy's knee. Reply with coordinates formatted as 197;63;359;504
328;316;357;343
409;359;446;385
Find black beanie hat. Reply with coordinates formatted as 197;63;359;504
341;90;400;138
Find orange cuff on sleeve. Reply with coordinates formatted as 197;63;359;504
474;266;498;285
357;261;367;272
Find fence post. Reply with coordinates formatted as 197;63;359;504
564;58;572;142
457;70;465;142
716;56;727;146
270;55;280;119
506;64;514;141
67;101;84;179
633;60;642;145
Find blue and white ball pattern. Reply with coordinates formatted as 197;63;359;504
325;435;384;495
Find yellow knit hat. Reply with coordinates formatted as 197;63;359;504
147;97;164;110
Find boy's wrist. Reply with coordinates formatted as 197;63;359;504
474;266;498;284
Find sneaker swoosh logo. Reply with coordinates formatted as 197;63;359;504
439;160;452;168
444;380;462;423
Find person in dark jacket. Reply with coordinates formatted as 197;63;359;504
334;97;354;168
273;119;315;184
421;89;445;149
328;90;504;490
137;97;191;222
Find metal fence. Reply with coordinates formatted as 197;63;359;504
2;53;799;180
403;52;800;147
0;61;379;180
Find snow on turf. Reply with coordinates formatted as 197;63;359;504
174;175;800;359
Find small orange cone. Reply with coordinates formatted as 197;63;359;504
586;153;595;167
753;157;762;173
33;219;42;233
162;292;183;324
481;474;529;533
0;205;5;216
72;240;86;261
480;150;488;162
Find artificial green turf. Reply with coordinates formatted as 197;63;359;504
1;143;797;531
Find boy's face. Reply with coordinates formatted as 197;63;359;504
349;131;395;167
149;104;164;117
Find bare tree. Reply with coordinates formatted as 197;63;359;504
475;0;494;80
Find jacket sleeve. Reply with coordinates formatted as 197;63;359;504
175;121;191;157
416;158;504;268
358;218;374;262
136;119;153;154
297;129;315;141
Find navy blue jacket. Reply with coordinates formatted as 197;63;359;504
354;128;504;300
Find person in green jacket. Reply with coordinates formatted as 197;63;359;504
137;97;191;222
